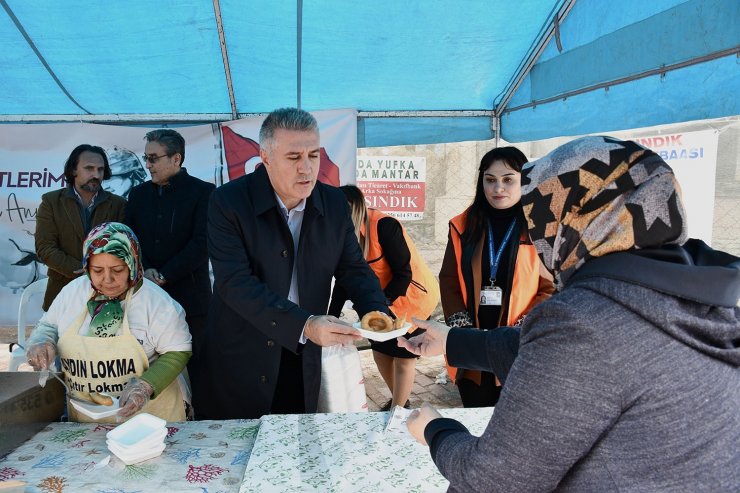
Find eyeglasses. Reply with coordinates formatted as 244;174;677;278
141;153;172;164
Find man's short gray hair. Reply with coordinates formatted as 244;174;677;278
259;108;319;153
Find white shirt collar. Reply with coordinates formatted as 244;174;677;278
274;193;307;217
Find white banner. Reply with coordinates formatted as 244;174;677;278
626;129;719;244
0;109;357;325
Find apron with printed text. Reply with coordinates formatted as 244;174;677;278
57;290;185;422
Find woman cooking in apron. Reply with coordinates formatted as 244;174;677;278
26;222;192;422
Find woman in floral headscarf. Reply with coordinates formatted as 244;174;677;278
27;222;192;422
398;137;739;492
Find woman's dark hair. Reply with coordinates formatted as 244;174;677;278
462;146;528;244
63;144;112;185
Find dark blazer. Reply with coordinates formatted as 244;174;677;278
195;165;387;419
124;168;215;318
35;187;126;310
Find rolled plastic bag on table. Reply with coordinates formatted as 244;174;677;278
317;344;368;413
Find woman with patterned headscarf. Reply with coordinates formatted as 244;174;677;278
27;222;192;422
398;136;740;492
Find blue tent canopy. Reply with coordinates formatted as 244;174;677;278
1;0;738;145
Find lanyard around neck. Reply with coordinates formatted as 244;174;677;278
486;218;517;286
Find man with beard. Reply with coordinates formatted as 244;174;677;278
35;144;126;310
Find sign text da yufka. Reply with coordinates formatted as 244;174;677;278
357;158;421;180
356;155;427;220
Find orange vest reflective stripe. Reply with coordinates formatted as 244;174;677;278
364;209;440;323
446;210;544;382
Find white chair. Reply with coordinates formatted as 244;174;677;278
8;277;48;371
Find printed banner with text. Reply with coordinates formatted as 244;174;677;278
356;155;426;220
0;109;356;325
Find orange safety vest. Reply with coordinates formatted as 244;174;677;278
445;210;548;383
363;209;440;324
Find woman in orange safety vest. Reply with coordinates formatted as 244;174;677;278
439;146;554;407
329;185;440;411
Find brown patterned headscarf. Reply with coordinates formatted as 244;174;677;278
520;136;688;289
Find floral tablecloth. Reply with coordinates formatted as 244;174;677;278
0;419;259;493
239;407;494;493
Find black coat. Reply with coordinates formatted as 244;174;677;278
195;166;387;419
124;168;215;317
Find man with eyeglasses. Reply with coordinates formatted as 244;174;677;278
124;129;215;379
35;144;127;310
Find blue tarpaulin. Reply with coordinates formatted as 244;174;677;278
1;0;738;145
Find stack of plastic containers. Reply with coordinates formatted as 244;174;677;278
106;413;167;465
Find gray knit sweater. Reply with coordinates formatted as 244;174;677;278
426;242;740;492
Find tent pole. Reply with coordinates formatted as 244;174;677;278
494;114;500;147
296;0;303;109
0;109;493;124
0;113;244;123
495;0;576;117
213;0;238;120
358;110;492;118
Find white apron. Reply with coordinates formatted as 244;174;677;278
57;290;185;423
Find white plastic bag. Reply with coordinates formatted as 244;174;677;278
317;344;368;413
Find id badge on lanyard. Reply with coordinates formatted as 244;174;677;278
481;218;516;307
480;285;503;306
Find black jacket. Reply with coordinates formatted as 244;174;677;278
124;168;215;317
195;166;387;419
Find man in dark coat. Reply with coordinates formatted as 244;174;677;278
35;144;126;310
194;108;388;419
124;129;215;366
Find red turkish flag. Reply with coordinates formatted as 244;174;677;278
222;126;340;186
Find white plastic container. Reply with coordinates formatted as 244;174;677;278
106;413;167;446
107;426;167;452
106;413;167;465
107;441;166;465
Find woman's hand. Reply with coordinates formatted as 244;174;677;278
26;342;56;370
407;402;443;446
118;378;153;418
396;317;451;357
